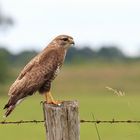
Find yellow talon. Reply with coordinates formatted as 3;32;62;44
45;91;62;106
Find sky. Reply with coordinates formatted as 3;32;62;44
0;0;140;56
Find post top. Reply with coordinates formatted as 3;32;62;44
44;100;78;108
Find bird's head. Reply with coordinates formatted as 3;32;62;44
52;35;75;49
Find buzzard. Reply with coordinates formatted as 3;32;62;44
4;35;74;117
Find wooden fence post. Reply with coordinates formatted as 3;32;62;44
43;101;80;140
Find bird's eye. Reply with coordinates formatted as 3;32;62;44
62;38;68;41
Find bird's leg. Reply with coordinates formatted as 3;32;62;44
45;91;62;106
45;92;50;103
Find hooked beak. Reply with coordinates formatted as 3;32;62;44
70;39;75;45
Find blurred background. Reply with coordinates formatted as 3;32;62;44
1;0;140;140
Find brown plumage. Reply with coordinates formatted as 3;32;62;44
4;35;74;117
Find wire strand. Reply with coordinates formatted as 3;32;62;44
0;119;140;125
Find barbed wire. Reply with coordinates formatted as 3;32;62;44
80;119;140;123
1;119;140;125
0;120;44;124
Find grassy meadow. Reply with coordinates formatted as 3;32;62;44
1;62;140;140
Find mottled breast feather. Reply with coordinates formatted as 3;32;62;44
38;47;66;93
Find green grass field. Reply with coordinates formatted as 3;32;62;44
1;62;140;140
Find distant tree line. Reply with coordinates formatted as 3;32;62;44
0;45;140;83
65;46;126;63
0;45;126;66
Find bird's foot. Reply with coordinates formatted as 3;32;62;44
44;91;62;106
47;100;62;106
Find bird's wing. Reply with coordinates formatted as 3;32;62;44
18;55;40;80
8;55;40;96
8;49;59;96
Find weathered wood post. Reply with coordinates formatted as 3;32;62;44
43;101;80;140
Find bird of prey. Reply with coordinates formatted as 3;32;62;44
4;35;74;117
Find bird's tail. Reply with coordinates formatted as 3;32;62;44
3;103;16;117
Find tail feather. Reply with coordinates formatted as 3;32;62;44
3;99;16;117
3;97;24;117
3;103;9;110
4;105;16;117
